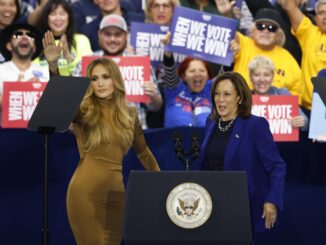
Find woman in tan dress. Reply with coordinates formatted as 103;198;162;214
42;32;160;245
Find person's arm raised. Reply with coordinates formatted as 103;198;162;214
277;0;304;32
42;30;62;76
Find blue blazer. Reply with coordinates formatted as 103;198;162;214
199;115;286;232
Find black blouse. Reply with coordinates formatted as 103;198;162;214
205;119;234;171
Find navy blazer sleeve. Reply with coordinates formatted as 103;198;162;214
251;117;286;210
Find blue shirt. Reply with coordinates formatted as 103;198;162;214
164;80;212;127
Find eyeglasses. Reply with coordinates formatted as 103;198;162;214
151;3;172;11
12;30;35;40
255;23;278;33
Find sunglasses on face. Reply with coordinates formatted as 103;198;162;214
12;31;35;40
255;23;278;33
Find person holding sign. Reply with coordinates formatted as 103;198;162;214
249;55;308;131
0;23;49;123
199;71;286;234
232;8;302;99
44;31;161;244
162;33;213;127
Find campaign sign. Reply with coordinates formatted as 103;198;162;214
81;56;150;103
308;77;326;140
251;95;299;142
235;0;243;8
2;82;47;128
130;22;186;67
167;6;238;66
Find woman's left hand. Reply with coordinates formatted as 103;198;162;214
262;202;277;229
60;34;73;63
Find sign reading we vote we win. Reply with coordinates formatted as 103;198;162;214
2;82;47;128
167;6;238;66
81;56;151;104
130;22;186;68
251;95;299;142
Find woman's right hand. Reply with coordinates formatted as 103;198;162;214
42;30;62;72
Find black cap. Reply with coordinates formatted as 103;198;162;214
254;8;284;28
0;23;43;61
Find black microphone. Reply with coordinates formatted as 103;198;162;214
173;131;184;158
191;131;200;159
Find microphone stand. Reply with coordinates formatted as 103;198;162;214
173;132;200;171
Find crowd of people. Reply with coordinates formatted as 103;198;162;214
0;0;325;244
0;0;325;132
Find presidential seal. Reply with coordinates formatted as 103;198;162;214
166;182;212;229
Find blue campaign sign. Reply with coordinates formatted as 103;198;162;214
235;0;243;8
167;6;238;66
130;22;186;67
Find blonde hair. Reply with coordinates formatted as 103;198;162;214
145;0;180;23
248;55;275;75
316;0;326;12
75;58;133;152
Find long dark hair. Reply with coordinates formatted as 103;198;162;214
13;0;21;23
38;0;76;51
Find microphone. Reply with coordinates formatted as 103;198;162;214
191;131;200;159
173;131;184;158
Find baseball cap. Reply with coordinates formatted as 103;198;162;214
254;8;284;28
99;14;128;32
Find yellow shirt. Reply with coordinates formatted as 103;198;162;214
34;33;92;76
293;16;326;109
233;32;302;99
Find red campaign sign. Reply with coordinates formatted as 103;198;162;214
252;95;299;142
2;82;47;128
81;56;150;103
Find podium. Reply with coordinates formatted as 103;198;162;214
123;171;252;245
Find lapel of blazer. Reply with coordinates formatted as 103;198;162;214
199;119;217;163
223;117;244;170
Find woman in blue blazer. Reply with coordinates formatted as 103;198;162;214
199;71;286;233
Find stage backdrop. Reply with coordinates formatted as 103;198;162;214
0;127;326;244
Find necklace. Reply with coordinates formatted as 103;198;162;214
218;117;235;132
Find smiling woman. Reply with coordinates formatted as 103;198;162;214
163;53;213;127
199;71;286;240
34;0;92;75
0;0;20;32
40;54;161;244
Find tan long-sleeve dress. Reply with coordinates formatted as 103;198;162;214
66;105;160;245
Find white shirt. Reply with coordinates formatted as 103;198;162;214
0;61;49;94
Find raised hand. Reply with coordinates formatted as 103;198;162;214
60;34;73;63
161;31;172;57
42;30;61;72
